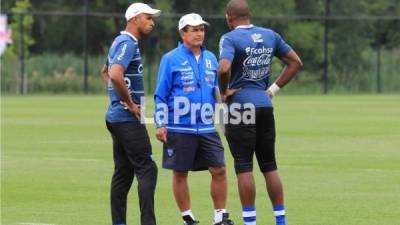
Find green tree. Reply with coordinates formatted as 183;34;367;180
4;0;34;58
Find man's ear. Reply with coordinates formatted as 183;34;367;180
179;30;185;40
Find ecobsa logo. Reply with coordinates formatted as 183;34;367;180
242;46;273;81
137;96;256;125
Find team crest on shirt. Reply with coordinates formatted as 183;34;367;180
167;148;175;157
251;33;263;43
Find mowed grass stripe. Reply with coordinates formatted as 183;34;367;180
2;95;400;225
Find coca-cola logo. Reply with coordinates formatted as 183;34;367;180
243;53;272;66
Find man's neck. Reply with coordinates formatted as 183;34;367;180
232;19;251;29
125;25;140;40
184;43;201;56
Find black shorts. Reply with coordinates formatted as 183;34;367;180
162;132;225;172
225;107;277;173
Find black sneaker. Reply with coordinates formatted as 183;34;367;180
183;215;200;225
214;213;234;225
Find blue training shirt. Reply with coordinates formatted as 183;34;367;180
105;31;145;123
219;25;292;108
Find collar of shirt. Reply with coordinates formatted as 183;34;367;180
120;31;138;42
235;24;254;29
178;42;206;55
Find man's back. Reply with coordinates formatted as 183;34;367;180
219;25;292;107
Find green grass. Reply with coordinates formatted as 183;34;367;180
2;95;400;225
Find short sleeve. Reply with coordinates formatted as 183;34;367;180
219;35;235;61
274;32;292;58
110;41;136;69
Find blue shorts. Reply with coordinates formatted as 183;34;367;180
162;132;225;171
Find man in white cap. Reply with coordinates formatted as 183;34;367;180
101;3;161;225
154;13;234;225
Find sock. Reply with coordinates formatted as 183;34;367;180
182;209;195;221
214;208;227;223
273;205;286;225
242;206;256;225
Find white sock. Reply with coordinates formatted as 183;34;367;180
214;208;227;223
182;209;195;220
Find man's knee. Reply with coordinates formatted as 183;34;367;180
137;162;158;188
209;166;227;178
173;170;188;183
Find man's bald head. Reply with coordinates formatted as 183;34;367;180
226;0;250;19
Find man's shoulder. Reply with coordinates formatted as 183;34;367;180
114;34;137;46
253;26;277;36
161;47;180;60
222;29;238;39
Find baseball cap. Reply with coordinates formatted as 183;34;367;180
178;13;209;31
125;3;161;21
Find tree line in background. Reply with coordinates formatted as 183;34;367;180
2;0;400;94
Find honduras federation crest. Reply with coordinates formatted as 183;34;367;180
251;33;263;43
166;148;175;157
0;15;12;56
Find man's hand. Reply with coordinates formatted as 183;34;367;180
156;127;167;143
266;89;273;98
266;83;280;98
221;88;240;103
120;101;142;119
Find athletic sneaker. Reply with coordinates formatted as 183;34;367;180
213;213;234;225
183;215;200;225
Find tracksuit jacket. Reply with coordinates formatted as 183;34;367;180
154;43;218;134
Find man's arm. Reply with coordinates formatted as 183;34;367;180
267;50;303;97
109;64;141;119
217;59;231;94
101;64;109;85
217;59;239;102
154;56;173;143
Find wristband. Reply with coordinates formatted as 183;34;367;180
268;83;280;96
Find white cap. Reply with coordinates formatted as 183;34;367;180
125;3;161;21
178;13;209;31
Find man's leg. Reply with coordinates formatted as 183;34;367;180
209;167;227;209
209;166;236;225
114;122;158;225
263;170;284;206
173;170;191;211
127;124;157;225
256;108;286;225
110;162;135;225
173;170;199;224
226;120;257;225
107;123;135;225
135;160;158;225
236;172;257;225
198;133;233;224
237;172;256;207
162;133;199;224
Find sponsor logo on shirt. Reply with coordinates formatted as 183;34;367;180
242;47;273;81
181;60;189;66
251;33;263;43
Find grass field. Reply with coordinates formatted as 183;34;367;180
2;95;400;225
